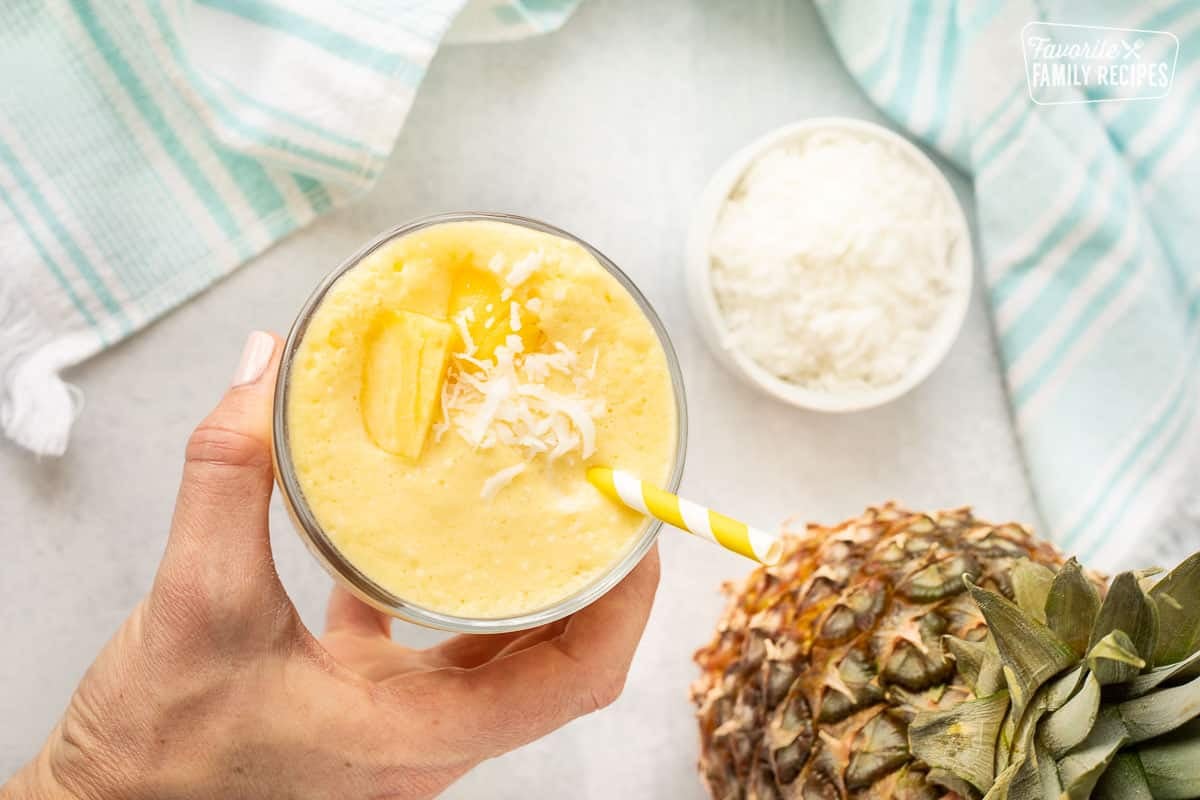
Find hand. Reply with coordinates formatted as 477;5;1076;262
3;331;660;800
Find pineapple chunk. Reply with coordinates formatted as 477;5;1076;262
449;267;541;359
361;311;453;460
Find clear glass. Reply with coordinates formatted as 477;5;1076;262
273;212;688;634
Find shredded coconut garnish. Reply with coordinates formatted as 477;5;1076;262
489;250;543;288
581;327;595;343
505;251;542;287
509;302;522;332
440;330;600;499
526;297;543;314
480;463;527;500
453;312;476;357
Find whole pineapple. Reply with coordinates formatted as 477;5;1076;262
692;504;1200;800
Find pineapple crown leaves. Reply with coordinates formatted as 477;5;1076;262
909;551;1200;800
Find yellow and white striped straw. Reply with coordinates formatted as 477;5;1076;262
587;467;783;565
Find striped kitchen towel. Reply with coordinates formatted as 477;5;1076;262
0;0;578;457
817;0;1199;569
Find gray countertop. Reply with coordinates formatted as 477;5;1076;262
0;1;1038;797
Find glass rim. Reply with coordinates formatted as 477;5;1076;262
272;211;689;634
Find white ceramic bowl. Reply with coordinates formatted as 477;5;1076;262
686;117;973;412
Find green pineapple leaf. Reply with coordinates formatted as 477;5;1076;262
1039;671;1100;757
908;690;1010;793
1149;551;1200;666
1134;566;1165;593
981;709;1044;800
1010;560;1055;623
1005;755;1048;800
1088;630;1147;685
1044;557;1101;658
946;635;1005;697
1088;572;1158;685
925;768;978;800
965;578;1076;718
1031;741;1062;798
1057;708;1129;800
1120;647;1200;699
1132;718;1200;799
1043;663;1087;712
982;759;1021;800
1117;672;1200;743
1092;752;1153;800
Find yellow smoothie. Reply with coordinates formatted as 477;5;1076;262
286;219;677;618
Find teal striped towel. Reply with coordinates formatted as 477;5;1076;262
0;0;576;457
818;0;1199;569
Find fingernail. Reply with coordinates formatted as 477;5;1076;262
231;331;275;387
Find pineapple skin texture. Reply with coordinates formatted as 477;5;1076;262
692;504;1065;800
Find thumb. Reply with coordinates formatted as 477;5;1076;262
160;331;283;595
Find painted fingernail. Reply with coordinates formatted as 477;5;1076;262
231;331;275;387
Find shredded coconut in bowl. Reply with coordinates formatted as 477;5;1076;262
708;128;962;393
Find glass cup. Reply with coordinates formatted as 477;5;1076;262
272;212;688;633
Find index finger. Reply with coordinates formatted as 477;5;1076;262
556;543;661;672
411;545;661;758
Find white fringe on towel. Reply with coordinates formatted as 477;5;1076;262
0;286;85;457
